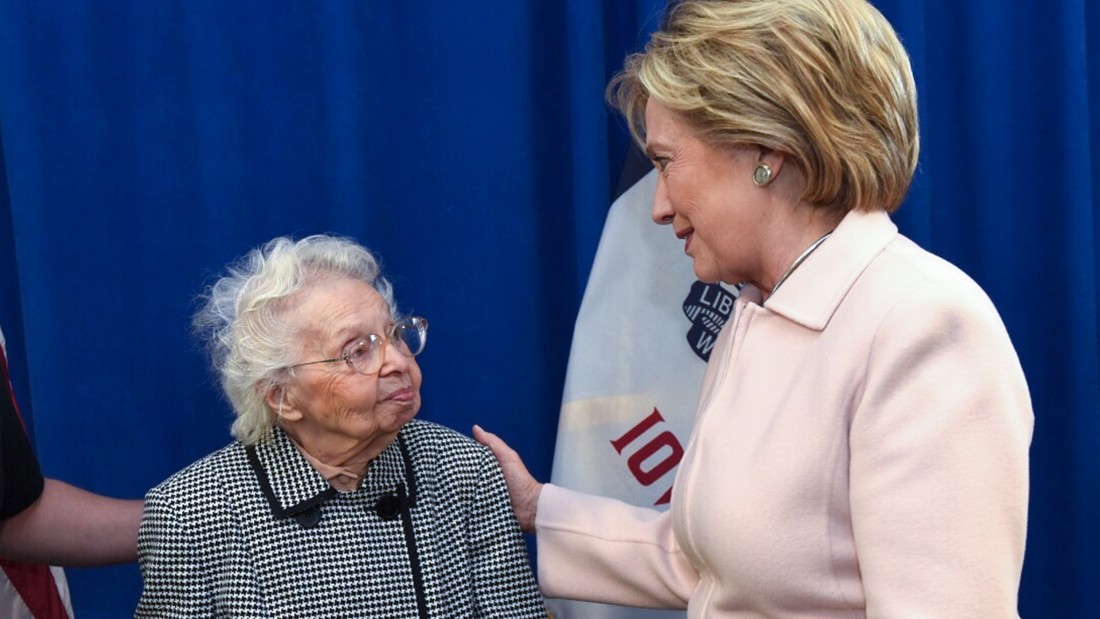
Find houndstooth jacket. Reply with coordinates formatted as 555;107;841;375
135;419;548;618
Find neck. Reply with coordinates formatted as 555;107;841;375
769;231;833;295
279;423;379;477
760;209;842;298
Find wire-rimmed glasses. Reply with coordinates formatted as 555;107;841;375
288;316;428;376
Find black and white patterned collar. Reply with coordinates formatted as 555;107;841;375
245;426;414;528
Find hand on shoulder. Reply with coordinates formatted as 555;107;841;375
473;425;543;533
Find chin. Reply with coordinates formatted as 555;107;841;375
394;400;421;424
692;267;722;284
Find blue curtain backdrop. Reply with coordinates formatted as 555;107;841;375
0;1;1096;617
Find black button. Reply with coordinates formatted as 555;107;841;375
294;506;322;529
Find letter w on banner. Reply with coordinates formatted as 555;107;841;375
546;169;736;618
0;328;74;619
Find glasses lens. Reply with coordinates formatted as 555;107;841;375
347;336;383;375
344;319;427;375
394;317;428;357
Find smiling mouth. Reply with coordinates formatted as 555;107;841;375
675;228;694;253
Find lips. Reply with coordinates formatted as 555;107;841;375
381;386;417;403
675;227;694;253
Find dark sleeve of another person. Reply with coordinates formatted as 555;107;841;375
0;373;45;521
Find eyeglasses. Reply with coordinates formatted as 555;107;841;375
288;317;429;376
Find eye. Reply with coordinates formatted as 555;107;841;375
343;338;372;362
651;156;670;172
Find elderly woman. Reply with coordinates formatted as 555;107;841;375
476;0;1033;617
136;235;547;617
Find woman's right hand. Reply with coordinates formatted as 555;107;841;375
473;425;543;533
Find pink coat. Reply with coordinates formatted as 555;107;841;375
537;209;1033;618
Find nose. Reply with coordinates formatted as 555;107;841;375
378;338;414;375
651;174;673;225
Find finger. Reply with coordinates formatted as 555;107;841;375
473;425;516;461
472;424;493;444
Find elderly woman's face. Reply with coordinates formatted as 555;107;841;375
279;277;422;460
645;100;767;286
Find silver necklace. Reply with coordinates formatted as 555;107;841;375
770;231;833;294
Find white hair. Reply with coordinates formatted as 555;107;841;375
192;235;396;445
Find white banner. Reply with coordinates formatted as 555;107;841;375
547;170;736;618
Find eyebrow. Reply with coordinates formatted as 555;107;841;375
644;141;668;159
330;318;397;342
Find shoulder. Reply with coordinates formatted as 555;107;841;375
846;236;1029;406
881;235;991;298
400;420;499;485
400;419;489;461
849;234;1008;334
139;442;248;552
145;441;246;505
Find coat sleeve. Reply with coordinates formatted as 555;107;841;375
468;447;549;618
849;280;1033;617
134;485;216;618
0;368;44;521
535;484;697;608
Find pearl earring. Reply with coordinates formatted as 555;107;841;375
752;163;774;187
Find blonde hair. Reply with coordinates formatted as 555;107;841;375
609;0;919;214
192;235;395;445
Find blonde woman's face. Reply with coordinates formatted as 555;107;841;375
644;100;767;286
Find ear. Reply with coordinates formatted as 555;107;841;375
262;383;304;423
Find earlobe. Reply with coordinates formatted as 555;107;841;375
752;148;786;187
752;162;775;187
263;385;304;422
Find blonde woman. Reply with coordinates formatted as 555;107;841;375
477;0;1033;616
